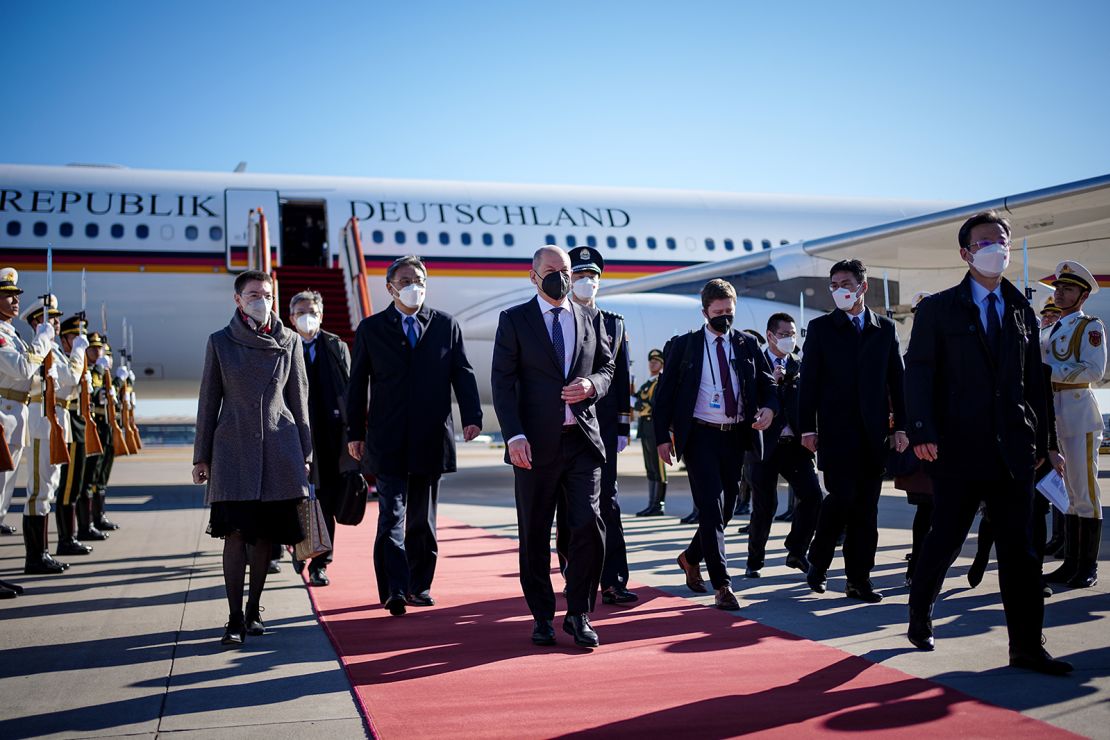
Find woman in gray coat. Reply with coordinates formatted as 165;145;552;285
192;270;313;646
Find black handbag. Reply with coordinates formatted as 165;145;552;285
335;471;369;526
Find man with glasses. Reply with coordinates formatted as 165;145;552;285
904;211;1071;674
347;255;482;616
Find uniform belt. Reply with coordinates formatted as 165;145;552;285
1052;382;1091;391
0;388;31;404
693;418;739;432
28;395;74;410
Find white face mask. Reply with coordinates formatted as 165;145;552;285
572;276;599;300
396;284;425;309
241;297;273;323
773;335;796;354
295;314;320;335
969;243;1011;278
831;287;860;311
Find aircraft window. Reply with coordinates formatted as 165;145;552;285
209;226;223;241
371;230;384;244
606;236;617;249
666;237;676;250
60;222;74;238
461;232;472;245
161;225;173;240
5;221;19;237
724;239;735;251
395;230;406;244
110;224;124;239
439;232;450;245
586;235;597;248
780;239;790;245
762;239;771;250
33;221;47;237
482;233;493;246
544;234;556;245
184;225;198;241
86;223;99;238
417;231;428;245
627;237;637;249
136;224;149;239
705;238;715;251
743;239;753;252
567;235;577;248
647;237;657;250
504;233;514;246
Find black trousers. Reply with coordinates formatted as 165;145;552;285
909;472;1044;652
515;427;604;619
639;417;666;483
681;424;744;589
373;472;440;603
556;434;628;589
747;440;822;570
807;451;883;584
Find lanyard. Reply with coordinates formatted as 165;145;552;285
703;331;733;392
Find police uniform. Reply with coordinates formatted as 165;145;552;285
1041;260;1105;588
634;348;667;516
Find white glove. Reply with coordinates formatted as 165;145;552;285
46;364;59;381
34;322;55;341
95;356;109;370
70;334;90;355
127;369;136;383
617;435;629;453
114;366;128;381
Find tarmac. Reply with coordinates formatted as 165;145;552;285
0;442;1106;739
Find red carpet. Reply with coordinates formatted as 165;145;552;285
304;516;1074;739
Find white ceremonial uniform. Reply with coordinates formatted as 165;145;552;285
1042;311;1107;519
0;321;51;523
25;343;83;516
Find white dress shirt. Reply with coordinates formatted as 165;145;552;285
693;326;741;424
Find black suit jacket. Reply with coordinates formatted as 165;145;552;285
904;273;1049;481
491;296;615;467
652;328;778;461
305;330;359;478
346;304;482;476
798;307;906;472
762;351;808;458
595;310;631;441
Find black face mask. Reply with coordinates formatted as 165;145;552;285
708;314;734;334
540;270;570;301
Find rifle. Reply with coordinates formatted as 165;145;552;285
42;246;69;465
0;426;13;473
126;324;142;451
78;270;103;456
103;367;130;457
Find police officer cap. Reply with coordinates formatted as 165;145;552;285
0;267;22;295
1053;260;1099;295
60;315;88;336
570;247;604;275
648;348;664;363
86;332;105;348
19;294;62;323
1040;297;1061;315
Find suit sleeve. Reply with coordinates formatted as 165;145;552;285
449;317;483;429
192;337;222;465
1023;310;1050;460
751;339;779;417
614;322;631;436
652;334;684;444
903;298;939;446
887;323;907;431
491;310;524;441
285;335;313;463
584;310;614;404
346;321;372;441
798;320;821;435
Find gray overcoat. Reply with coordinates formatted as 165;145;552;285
193;312;313;505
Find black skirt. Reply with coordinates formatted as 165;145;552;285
207;499;305;546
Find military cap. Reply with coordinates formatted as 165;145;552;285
1053;260;1099;295
570;247;605;275
1040;297;1061;316
60;315;88;336
86;332;105;348
0;267;21;295
648;348;665;363
19;294;62;323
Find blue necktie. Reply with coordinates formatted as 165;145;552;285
853;315;863;333
550;307;565;376
986;293;1001;357
405;316;418;348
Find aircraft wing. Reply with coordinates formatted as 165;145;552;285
600;173;1110;302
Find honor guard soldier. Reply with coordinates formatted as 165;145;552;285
81;334;117;540
1039;297;1062;330
634;348;667;516
55;315;97;555
1042;260;1105;589
559;246;638;604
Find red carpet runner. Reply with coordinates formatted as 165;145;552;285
305;517;1073;739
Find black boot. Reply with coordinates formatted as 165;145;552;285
94;492;120;531
679;503;699;524
76;498;109;541
1066;517;1101;588
56;504;93;556
967;516;993;588
635;481;657;517
1044;515;1080;584
23;516;67;574
1044;508;1064;555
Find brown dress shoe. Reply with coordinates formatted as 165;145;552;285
715;585;741;611
677;552;707;593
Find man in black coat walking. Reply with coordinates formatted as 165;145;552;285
799;259;908;603
491;246;614;649
904;211;1071;675
347;256;482;616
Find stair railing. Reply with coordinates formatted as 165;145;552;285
341;217;373;331
248;207;279;306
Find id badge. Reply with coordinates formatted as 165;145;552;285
709;392;722;410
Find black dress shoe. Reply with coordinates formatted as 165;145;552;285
57;539;93;556
715;585;741;611
25;555;67;575
774;510;794;522
563;614;599;648
601;586;639;605
78;526;109;541
907;609;935;651
1009;647;1072;676
0;579;24;595
785;554;810;573
267;559;281;574
0;584;17;599
679;511;699;524
806;567;827;594
0;523;16;535
677;552;707;593
309;567;330;587
386;594;407;616
845;582;883;603
531;618;556;646
95;517;120;531
736;524;751;534
744;567;761;578
245;606;266;636
291;553;306;574
221;612;246;646
406;592;435;607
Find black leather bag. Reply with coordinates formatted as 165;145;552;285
335;471;369;526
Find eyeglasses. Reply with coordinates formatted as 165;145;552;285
771;331;796;339
392;278;426;288
966;239;1010;253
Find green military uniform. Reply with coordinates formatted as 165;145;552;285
81;335;118;537
634;348;667;516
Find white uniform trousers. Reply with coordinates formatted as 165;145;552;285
24;436;60;516
0;445;25;523
1059;431;1103;519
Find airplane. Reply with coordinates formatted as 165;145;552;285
1;163;1108;424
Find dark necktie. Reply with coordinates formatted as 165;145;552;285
715;336;738;418
405;316;418;348
550;307;565;376
853;315;863;333
986;293;1001;357
303;341;314;364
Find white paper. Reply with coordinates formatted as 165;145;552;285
1036;470;1071;514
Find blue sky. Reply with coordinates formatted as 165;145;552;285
3;1;1108;203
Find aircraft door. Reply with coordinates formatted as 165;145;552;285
225;189;280;271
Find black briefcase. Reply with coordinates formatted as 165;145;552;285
335;471;369;526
